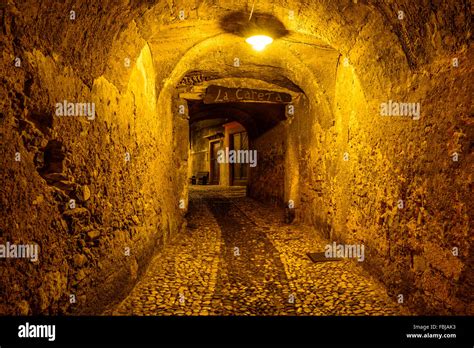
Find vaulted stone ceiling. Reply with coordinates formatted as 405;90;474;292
7;0;470;91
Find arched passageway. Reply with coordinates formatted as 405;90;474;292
1;1;472;317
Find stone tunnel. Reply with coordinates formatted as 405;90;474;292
0;0;472;316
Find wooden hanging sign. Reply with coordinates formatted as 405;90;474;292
203;85;292;104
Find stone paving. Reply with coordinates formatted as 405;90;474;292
108;186;406;316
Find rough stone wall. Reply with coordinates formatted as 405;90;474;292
1;25;184;316
289;47;473;316
248;123;287;205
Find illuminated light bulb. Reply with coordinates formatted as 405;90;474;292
245;35;273;51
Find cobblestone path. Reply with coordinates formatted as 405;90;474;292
109;186;405;316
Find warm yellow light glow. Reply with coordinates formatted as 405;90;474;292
245;35;273;51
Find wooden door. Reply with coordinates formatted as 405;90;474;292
231;132;248;186
209;141;220;185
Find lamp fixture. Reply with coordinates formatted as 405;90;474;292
245;35;273;51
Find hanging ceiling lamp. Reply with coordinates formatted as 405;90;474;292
244;1;273;51
245;35;274;51
219;9;288;52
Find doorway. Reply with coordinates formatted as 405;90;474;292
209;140;221;185
230;131;249;186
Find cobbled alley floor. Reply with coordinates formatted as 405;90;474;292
108;186;406;316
